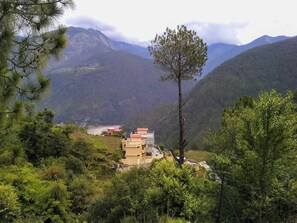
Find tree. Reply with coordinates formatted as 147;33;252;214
86;160;216;223
19;109;71;163
149;25;207;166
205;90;297;222
0;0;74;129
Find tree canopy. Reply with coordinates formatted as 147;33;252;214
148;25;207;83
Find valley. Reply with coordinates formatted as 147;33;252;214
38;26;293;148
1;2;297;222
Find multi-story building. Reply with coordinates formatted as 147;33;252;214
121;128;163;166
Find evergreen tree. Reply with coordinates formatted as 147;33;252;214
0;0;74;129
149;25;207;166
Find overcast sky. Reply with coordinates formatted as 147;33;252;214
62;0;297;46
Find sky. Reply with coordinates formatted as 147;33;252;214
62;0;297;46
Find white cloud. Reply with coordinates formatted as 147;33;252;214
185;22;248;45
62;0;297;46
65;16;142;44
65;16;248;46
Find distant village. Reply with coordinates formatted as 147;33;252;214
98;126;209;170
103;127;164;165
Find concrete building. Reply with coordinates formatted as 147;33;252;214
121;128;163;166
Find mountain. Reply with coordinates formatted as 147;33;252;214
40;26;290;127
202;35;289;78
46;26;150;73
123;37;297;148
39;27;176;125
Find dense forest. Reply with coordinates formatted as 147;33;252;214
1;1;296;222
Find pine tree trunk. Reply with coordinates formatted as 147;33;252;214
178;77;185;167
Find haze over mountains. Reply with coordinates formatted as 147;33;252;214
39;26;294;140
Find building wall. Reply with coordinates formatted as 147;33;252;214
125;146;143;156
121;128;162;166
121;156;141;166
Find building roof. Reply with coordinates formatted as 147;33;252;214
130;134;142;138
137;128;148;131
114;128;122;132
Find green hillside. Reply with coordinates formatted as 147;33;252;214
124;37;297;148
39;50;177;125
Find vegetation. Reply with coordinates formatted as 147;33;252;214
0;109;122;222
0;0;74;130
1;90;296;222
149;25;207;166
185;150;213;162
205;90;297;222
126;36;297;148
0;3;296;222
86;160;216;223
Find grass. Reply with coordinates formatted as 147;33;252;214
71;131;121;151
185;150;213;162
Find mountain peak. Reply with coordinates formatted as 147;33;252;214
249;35;289;46
66;26;115;50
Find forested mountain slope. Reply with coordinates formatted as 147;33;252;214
39;26;289;126
39;27;176;125
124;37;297;148
40;50;177;125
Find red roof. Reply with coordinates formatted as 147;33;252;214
137;128;148;131
130;134;142;138
114;128;122;132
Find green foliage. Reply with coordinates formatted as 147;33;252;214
0;184;20;221
0;0;74;130
149;25;207;82
38;181;73;222
87;166;154;223
69;176;98;214
0;164;52;219
206;90;297;222
86;160;216;223
157;216;188;223
19;109;72;163
0;104;123;221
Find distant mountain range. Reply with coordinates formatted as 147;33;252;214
38;26;292;129
124;37;297;148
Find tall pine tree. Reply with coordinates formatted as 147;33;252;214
149;25;207;166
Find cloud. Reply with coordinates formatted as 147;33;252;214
65;16;136;43
185;22;248;45
64;17;248;46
